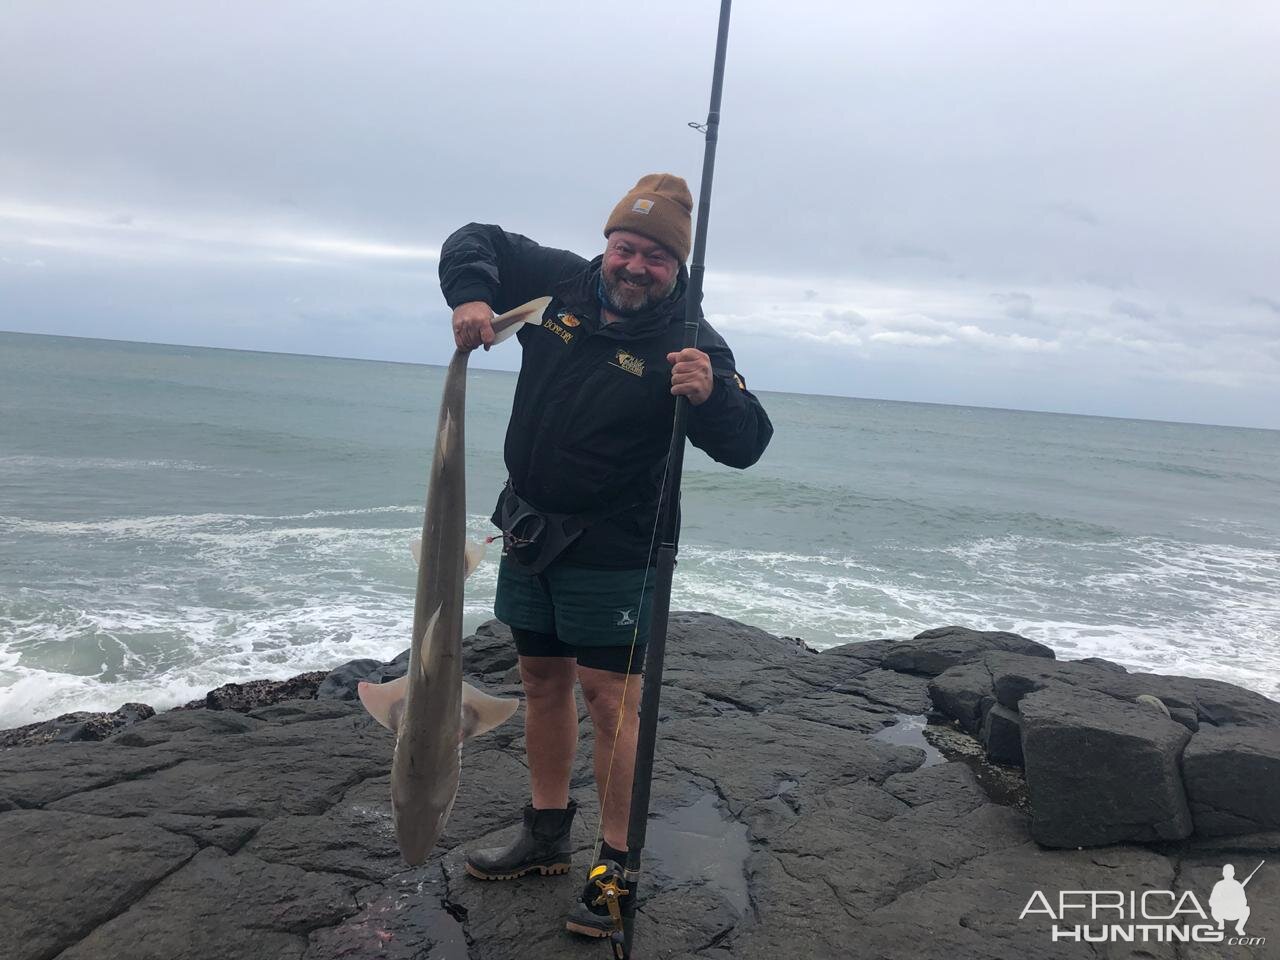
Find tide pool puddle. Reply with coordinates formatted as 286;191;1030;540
644;793;751;915
870;713;946;767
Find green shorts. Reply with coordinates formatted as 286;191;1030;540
494;555;656;647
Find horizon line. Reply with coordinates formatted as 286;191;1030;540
4;328;1276;435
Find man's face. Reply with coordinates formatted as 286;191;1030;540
600;230;679;316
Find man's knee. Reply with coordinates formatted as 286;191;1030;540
579;668;639;728
519;656;576;701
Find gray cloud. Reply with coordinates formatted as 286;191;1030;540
994;291;1035;321
859;241;951;263
1111;299;1158;321
1249;295;1280;316
824;309;868;328
1044;201;1100;227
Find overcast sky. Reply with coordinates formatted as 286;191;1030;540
2;1;1277;428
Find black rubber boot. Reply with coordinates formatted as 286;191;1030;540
564;901;616;938
465;800;577;880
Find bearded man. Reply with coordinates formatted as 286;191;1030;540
439;173;772;936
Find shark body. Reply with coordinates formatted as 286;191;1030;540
358;297;549;865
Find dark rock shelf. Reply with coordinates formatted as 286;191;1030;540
2;616;1277;960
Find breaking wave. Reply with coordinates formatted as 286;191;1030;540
2;514;1277;726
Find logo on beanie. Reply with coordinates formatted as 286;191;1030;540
631;198;654;215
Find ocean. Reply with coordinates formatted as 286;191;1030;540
2;331;1278;727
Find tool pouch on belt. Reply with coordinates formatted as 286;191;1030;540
496;482;633;575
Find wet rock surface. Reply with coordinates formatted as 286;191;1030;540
2;615;1277;960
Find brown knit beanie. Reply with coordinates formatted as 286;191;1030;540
603;173;693;263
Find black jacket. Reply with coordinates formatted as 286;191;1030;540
438;222;773;567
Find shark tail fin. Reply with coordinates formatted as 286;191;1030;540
490;295;552;346
410;538;486;578
460;681;519;740
357;675;407;732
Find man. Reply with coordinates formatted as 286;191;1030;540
439;173;772;937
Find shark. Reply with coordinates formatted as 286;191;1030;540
357;296;551;866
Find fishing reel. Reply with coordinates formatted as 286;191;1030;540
581;857;632;957
581;858;630;925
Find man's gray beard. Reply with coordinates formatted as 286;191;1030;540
601;272;677;317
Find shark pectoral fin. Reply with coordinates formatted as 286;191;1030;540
463;540;486;578
459;681;519;741
357;676;408;732
490;295;552;346
411;539;486;578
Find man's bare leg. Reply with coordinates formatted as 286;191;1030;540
464;654;579;881
578;664;643;851
518;655;578;808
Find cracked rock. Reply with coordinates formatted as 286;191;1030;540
0;810;197;960
1182;723;1280;836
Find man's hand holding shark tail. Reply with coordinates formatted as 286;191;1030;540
452;300;496;351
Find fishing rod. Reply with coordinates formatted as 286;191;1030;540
579;2;734;957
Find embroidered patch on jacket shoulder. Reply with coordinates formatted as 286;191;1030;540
734;373;746;390
631;198;654;215
556;309;581;328
610;350;646;377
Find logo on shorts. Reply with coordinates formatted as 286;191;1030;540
616;609;637;626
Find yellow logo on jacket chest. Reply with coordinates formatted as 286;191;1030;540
611;350;646;377
541;318;574;345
